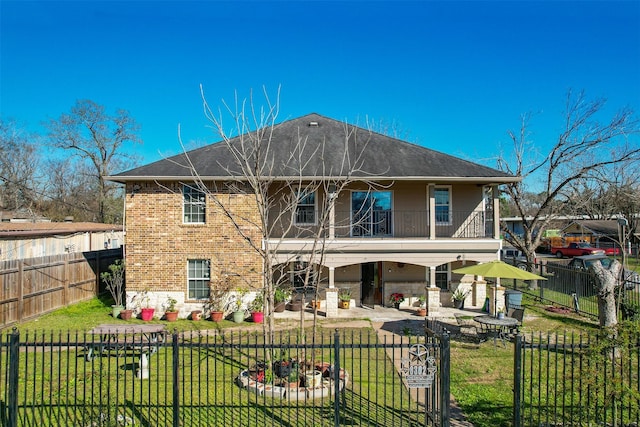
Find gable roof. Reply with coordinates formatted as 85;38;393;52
108;113;519;184
562;220;620;236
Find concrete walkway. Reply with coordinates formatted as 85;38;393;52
273;304;478;426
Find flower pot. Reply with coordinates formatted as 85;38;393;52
287;301;303;311
210;311;224;322
191;310;202;321
394;303;401;310
232;310;245;323
417;308;427;317
454;300;465;309
273;360;292;378
274;301;286;312
497;312;505;319
251;311;264;323
304;370;322;387
309;300;321;310
165;311;178;322
339;300;350;309
112;305;124;319
140;308;155;321
120;309;133;320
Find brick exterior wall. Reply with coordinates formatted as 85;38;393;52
124;181;263;302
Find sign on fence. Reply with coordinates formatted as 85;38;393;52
401;344;437;388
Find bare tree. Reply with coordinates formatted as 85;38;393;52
0;119;41;214
46;100;141;223
498;90;640;278
181;86;381;344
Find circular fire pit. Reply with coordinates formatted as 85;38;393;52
236;361;349;400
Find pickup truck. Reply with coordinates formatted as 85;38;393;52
551;242;605;258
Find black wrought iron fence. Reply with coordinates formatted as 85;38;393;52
0;327;451;427
513;331;640;427
507;261;640;319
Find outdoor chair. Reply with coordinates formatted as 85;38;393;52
506;307;525;337
454;313;482;343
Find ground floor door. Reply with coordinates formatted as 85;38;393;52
361;262;381;308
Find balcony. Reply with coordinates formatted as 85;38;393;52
279;210;495;239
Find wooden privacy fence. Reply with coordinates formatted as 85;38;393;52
0;248;122;327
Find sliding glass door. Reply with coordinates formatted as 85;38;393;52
351;191;392;237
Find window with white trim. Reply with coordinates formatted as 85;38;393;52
188;259;210;299
183;185;206;223
295;189;316;225
434;187;451;225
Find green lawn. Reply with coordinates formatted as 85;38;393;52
4;293;620;427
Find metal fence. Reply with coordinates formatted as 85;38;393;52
513;330;640;427
506;260;640;318
0;327;451;427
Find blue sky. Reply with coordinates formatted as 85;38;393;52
1;0;639;171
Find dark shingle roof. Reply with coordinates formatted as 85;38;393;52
108;113;518;183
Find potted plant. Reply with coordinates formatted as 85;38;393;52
164;296;179;322
309;297;321;310
389;292;405;309
416;295;427;316
232;288;247;323
274;287;290;312
100;260;125;318
133;289;155;321
249;293;264;323
451;288;470;309
338;288;352;309
204;284;229;322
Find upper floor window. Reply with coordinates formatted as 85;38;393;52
183;185;206;223
295;189;316;225
434;187;451;225
351;191;392;237
188;259;210;300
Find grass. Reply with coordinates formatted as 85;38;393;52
4;294;245;334
449;293;602;426
4;325;424;426
4;293;609;427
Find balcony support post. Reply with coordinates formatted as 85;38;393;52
492;185;500;239
428;184;436;239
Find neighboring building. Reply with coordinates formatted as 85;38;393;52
107;113;519;317
0;221;123;261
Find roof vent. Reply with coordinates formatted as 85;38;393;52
308;121;319;127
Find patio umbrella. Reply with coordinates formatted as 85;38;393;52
452;260;546;281
452;260;546;316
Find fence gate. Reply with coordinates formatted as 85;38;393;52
1;326;450;427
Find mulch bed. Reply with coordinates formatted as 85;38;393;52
545;306;572;314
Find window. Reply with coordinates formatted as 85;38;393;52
435;264;449;289
351;191;392;237
295;189;316;225
183;185;206;223
434;187;451;224
188;259;210;299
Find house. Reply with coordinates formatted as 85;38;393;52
561;219;637;252
0;220;123;261
106;113;519;318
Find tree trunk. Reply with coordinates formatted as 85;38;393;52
591;260;621;328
